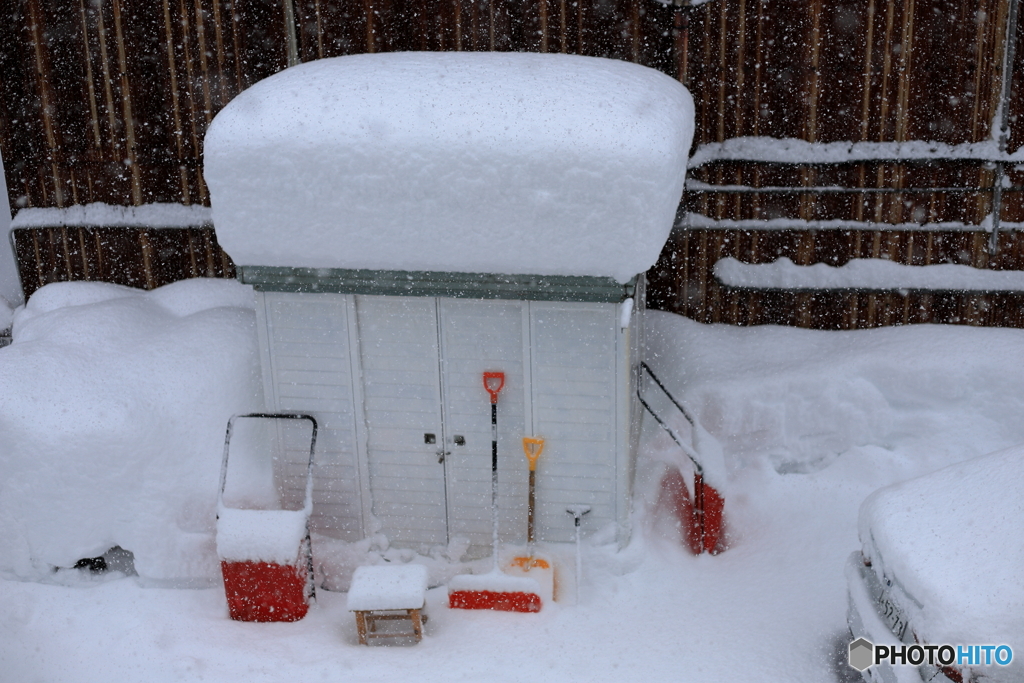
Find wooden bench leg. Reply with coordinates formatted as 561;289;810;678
355;611;368;645
410;608;423;642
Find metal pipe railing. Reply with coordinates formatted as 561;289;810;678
637;361;702;475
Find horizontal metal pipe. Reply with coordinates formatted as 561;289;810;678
685;185;1024;195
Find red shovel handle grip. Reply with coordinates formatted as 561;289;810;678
483;372;505;404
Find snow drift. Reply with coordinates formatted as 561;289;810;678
0;279;262;584
643;310;1024;476
204;52;694;284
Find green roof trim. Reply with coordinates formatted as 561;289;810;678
238;266;636;303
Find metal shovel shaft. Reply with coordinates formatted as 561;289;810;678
483;372;505;571
491;402;499;570
566;505;591;605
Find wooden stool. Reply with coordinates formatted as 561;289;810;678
347;564;429;645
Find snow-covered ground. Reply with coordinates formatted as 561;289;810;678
3;284;1023;682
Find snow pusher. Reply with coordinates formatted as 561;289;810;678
637;363;725;554
449;372;544;613
217;413;318;622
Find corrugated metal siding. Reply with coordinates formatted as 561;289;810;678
528;301;619;543
257;292;365;540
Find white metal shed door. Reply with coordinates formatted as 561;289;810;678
438;298;529;556
356;296;448;548
529;302;619;543
356;296;528;555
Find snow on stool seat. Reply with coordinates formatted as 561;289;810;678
347;564;429;645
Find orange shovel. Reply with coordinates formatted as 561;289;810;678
510;437;550;570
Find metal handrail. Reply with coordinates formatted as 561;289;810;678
637;361;702;475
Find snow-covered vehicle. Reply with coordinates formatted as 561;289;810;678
846;445;1024;683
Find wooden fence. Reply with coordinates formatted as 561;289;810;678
647;226;1024;329
4;0;1024;329
4;0;1022;211
11;225;234;297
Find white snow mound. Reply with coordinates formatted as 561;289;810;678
204;52;694;284
644;310;1024;476
715;256;1024;291
0;279;262;584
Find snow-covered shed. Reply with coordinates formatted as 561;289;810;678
204;52;694;559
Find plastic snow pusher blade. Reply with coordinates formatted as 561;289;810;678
217;413;318;622
658;468;725;555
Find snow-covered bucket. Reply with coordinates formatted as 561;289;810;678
216;413;318;622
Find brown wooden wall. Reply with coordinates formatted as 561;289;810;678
685;0;1023;148
5;0;1024;330
647;227;1024;329
0;0;289;210
12;225;234;297
6;0;1022;212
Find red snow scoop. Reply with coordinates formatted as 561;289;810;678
217;413;318;622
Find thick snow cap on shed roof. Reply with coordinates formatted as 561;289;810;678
204;52;694;284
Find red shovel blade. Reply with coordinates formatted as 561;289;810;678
483;371;505;404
